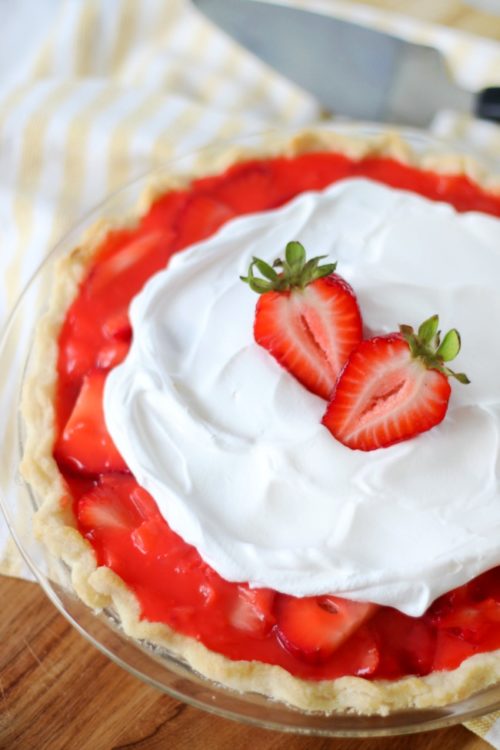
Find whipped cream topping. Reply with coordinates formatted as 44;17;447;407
104;178;500;617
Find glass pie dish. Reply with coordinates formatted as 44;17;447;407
3;122;500;737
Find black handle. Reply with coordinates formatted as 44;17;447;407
476;87;500;123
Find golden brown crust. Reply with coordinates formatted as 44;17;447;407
21;127;500;716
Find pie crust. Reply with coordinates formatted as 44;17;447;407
20;127;500;716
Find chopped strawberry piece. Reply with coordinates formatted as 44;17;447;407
242;242;362;400
78;475;147;534
59;308;103;381
98;307;132;369
55;369;128;475
276;594;376;664
372;608;436;678
102;309;132;341
78;476;163;573
229;585;276;637
211;161;280;213
59;232;168;381
432;631;479;672
174;194;236;249
128;484;162;520
96;339;130;369
330;625;380;677
412;580;500;673
428;582;472;620
468;568;500;603
130;515;190;561
89;230;172;301
432;598;500;645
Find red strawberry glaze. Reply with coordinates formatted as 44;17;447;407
55;150;500;681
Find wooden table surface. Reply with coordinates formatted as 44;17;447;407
0;576;489;750
3;2;500;749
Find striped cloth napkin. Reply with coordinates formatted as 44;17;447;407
1;1;500;744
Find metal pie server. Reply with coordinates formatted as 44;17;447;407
192;0;500;127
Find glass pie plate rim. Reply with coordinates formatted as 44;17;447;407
2;120;500;738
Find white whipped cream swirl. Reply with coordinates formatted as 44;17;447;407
105;178;500;617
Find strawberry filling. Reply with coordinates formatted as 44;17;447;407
55;150;500;681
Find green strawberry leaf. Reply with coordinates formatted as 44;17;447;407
245;277;273;293
436;329;461;362
400;316;469;386
241;242;336;293
313;263;337;280
285;241;306;269
252;257;278;281
418;314;439;345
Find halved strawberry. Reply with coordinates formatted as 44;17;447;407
229;585;276;638
276;594;377;664
323;315;469;451
241;241;362;400
55;369;128;475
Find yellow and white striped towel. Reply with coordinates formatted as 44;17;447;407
1;1;500;744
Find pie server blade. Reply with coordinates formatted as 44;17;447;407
192;0;500;127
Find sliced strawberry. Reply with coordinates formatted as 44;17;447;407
78;476;156;570
55;369;128;475
276;594;377;664
323;315;469;451
59;229;168;381
323;335;449;450
96;339;130;370
432;631;479;672
174;193;236;249
59;306;103;381
242;241;362;400
371;608;436;678
428;581;472;622
130;516;187;560
97;308;132;369
469;567;500;603
88;230;172;301
427;580;500;670
78;476;141;532
432;599;500;642
211;161;279;214
329;625;380;677
102;309;132;341
229;585;276;637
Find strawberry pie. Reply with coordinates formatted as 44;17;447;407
21;129;500;715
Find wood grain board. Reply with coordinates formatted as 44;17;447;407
2;2;500;749
0;578;488;750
